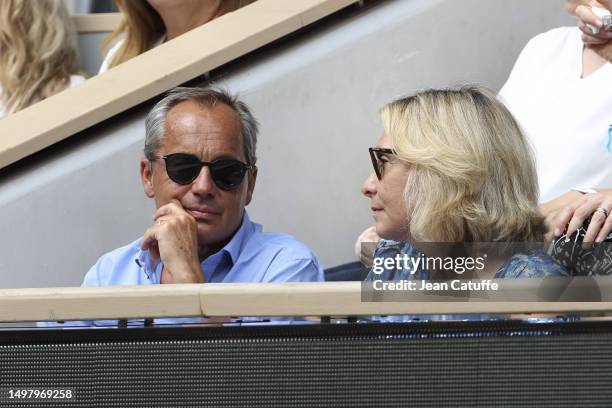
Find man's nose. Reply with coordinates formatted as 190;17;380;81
191;166;216;196
361;172;378;197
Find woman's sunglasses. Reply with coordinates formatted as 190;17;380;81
368;147;395;180
151;153;252;190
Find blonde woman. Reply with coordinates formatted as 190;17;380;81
362;86;567;280
356;3;612;269
0;0;85;117
99;0;256;73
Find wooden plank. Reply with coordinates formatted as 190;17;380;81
1;282;612;322
0;0;358;169
199;282;612;316
0;285;202;322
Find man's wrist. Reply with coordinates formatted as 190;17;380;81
180;261;204;283
161;261;204;283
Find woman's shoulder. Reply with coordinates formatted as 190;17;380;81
527;26;579;48
517;26;579;69
495;249;569;278
98;35;165;74
98;39;125;74
509;26;580;72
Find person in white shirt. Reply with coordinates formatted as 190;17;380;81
99;0;255;74
0;0;85;118
498;0;612;245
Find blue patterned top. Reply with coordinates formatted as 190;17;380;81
363;239;569;323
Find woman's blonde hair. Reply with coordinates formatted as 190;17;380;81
104;0;256;69
0;0;81;115
381;86;545;242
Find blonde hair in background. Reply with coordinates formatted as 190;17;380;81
0;0;81;115
380;86;546;243
104;0;257;69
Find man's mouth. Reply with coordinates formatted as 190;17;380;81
186;208;220;221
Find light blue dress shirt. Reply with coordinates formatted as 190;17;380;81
86;211;323;286
40;212;323;327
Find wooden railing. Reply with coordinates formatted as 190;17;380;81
1;281;611;322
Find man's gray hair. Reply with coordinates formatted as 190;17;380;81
144;86;259;165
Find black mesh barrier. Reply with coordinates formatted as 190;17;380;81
1;321;612;407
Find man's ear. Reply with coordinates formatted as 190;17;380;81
140;158;155;198
244;165;257;206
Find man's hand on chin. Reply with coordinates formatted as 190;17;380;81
141;199;204;284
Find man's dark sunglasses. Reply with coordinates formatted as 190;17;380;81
151;153;252;190
369;147;395;180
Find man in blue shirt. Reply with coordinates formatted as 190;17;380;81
106;86;322;286
40;87;322;326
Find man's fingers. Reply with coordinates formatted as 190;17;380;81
141;224;163;260
153;199;186;220
141;228;157;250
149;243;160;261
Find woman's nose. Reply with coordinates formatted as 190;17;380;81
361;172;378;197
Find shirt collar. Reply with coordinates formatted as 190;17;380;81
222;210;254;265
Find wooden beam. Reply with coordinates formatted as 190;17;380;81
1;282;612;322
